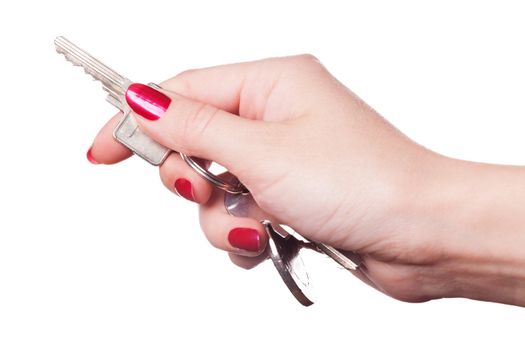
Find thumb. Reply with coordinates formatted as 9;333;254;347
124;83;276;172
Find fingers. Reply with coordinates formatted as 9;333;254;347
88;112;133;164
229;253;268;270
89;106;267;263
162;157;268;264
199;187;268;258
90;59;268;165
160;61;256;115
91;55;322;167
159;54;323;118
159;153;213;204
125;83;282;174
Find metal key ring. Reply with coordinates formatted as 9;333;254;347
180;153;249;195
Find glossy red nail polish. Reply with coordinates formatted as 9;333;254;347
125;83;171;121
86;148;99;164
174;178;196;202
228;228;261;252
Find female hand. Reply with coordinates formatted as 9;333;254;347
88;55;525;306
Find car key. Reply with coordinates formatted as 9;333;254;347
54;36;170;165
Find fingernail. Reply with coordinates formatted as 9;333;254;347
125;83;171;121
228;228;261;252
174;178;196;202
86;148;99;164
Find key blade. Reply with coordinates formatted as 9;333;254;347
311;242;360;271
54;36;131;98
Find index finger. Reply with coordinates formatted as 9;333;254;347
88;112;133;164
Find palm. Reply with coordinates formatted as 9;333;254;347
230;61;439;303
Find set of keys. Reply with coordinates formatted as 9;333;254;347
55;36;361;306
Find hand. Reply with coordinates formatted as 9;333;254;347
89;55;525;306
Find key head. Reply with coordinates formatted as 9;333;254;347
112;83;172;166
113;111;171;166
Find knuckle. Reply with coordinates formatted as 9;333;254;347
158;155;178;189
178;102;220;151
294;53;322;66
297;53;319;62
170;69;197;95
175;68;197;79
158;159;174;183
265;54;321;71
158;162;169;182
279;54;325;76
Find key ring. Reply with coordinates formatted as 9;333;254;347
180;153;249;195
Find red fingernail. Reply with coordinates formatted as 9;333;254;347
125;83;171;121
86;148;99;164
174;178;196;202
228;228;261;252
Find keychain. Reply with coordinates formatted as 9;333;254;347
55;36;362;306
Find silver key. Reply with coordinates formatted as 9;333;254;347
263;220;315;306
224;188;361;306
54;36;170;165
224;190;360;270
55;36;360;306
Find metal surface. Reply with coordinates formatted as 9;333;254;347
113;110;171;165
225;191;360;271
181;154;248;194
54;36;170;165
263;221;315;306
54;36;130;98
310;242;360;271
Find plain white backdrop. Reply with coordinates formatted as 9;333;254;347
0;1;524;349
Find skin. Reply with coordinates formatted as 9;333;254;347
89;55;525;306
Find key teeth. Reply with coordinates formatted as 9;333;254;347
54;36;130;97
54;37;73;59
58;50;96;78
56;48;125;98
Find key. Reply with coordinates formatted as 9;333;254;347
224;188;361;306
262;220;315;306
55;36;360;306
224;190;360;270
54;36;170;165
184;157;362;306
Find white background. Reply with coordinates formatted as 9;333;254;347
0;1;524;349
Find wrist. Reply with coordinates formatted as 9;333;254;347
415;156;525;306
